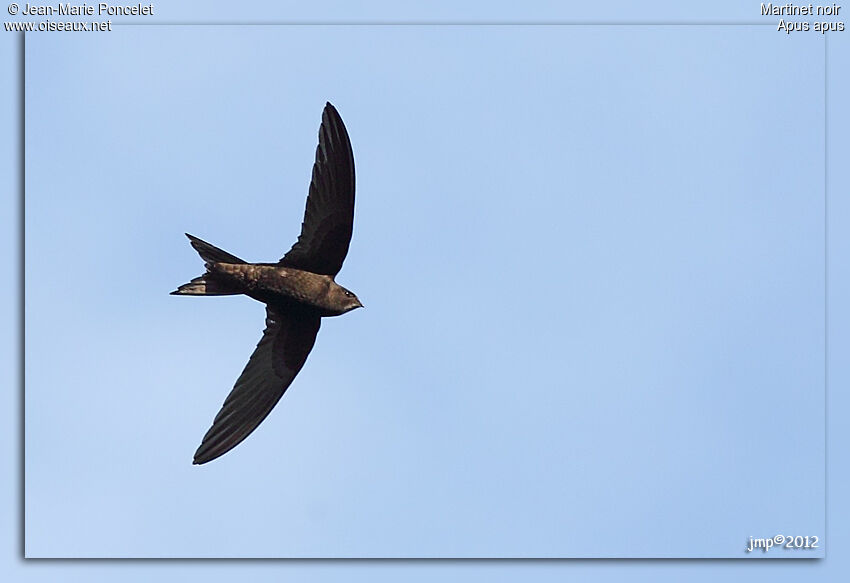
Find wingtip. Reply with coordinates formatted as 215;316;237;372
193;442;221;465
193;452;221;465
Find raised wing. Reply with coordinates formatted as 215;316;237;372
193;307;321;464
279;102;355;276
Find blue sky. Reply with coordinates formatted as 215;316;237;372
3;0;850;581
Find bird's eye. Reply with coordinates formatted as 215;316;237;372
344;291;353;297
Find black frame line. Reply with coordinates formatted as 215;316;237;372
15;23;830;561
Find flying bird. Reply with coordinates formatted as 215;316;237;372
172;102;362;465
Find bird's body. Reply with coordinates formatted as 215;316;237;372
172;102;361;465
205;263;359;317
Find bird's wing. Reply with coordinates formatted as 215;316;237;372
193;306;321;465
279;102;355;276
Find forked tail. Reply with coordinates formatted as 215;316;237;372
170;233;246;296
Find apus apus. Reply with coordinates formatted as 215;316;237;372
172;102;362;465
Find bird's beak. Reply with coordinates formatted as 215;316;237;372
356;300;364;309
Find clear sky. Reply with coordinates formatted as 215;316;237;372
3;0;849;581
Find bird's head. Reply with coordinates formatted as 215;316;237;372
331;284;363;314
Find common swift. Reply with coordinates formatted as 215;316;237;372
172;102;362;465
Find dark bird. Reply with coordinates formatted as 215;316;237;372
171;102;362;465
